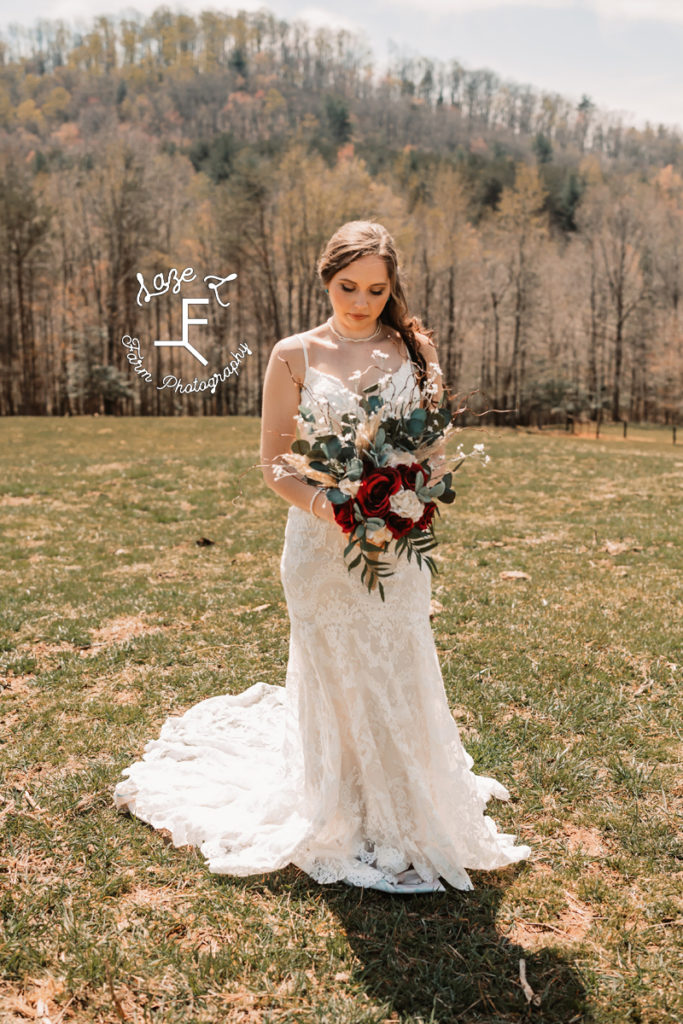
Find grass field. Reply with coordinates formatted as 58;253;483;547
0;417;681;1024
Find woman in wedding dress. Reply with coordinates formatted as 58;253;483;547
113;220;532;894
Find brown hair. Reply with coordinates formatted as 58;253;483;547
316;220;437;405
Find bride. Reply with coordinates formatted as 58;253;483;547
113;220;532;894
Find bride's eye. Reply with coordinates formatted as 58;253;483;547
341;285;386;295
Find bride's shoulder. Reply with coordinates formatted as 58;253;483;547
270;332;310;386
274;331;303;351
274;329;321;354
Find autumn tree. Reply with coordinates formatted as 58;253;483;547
0;148;52;414
577;175;648;421
495;162;548;421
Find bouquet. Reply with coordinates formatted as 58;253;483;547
279;368;487;601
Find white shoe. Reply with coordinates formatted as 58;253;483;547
345;870;446;894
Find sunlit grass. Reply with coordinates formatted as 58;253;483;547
1;416;680;1023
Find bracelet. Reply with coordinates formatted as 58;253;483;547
309;487;324;517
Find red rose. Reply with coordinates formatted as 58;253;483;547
332;498;356;534
355;467;402;519
416;501;436;531
399;462;431;491
385;511;414;539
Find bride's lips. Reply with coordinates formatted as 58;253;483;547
348;314;368;320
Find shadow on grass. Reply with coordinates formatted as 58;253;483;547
225;864;587;1024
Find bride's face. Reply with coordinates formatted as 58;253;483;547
327;255;391;332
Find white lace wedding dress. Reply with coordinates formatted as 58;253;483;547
113;336;532;890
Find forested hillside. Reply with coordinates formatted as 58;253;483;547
1;7;681;422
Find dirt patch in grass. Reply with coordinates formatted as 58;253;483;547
500;888;595;950
84;462;129;474
0;976;72;1024
0;495;38;506
90;615;165;646
0;673;38;695
120;885;191;911
562;824;609;857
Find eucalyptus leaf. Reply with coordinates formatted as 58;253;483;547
324;436;342;459
327;488;350;504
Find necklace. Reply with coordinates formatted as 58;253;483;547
327;315;384;343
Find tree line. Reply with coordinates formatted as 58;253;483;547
0;7;681;423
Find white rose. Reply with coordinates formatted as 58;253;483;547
389;487;424;520
338;477;361;497
366;524;392;545
385;449;418;467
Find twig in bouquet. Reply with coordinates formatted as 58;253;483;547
447;386;516;420
271;455;338;488
299;382;348;437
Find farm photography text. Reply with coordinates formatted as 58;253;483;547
121;266;253;391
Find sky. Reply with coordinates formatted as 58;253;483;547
2;0;681;132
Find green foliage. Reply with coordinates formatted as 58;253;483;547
188;132;238;182
32;150;48;174
559;168;586;231
228;46;248;79
533;131;553;164
87;364;135;403
324;93;351;145
459;151;517;215
539;164;587;232
526;378;592;420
